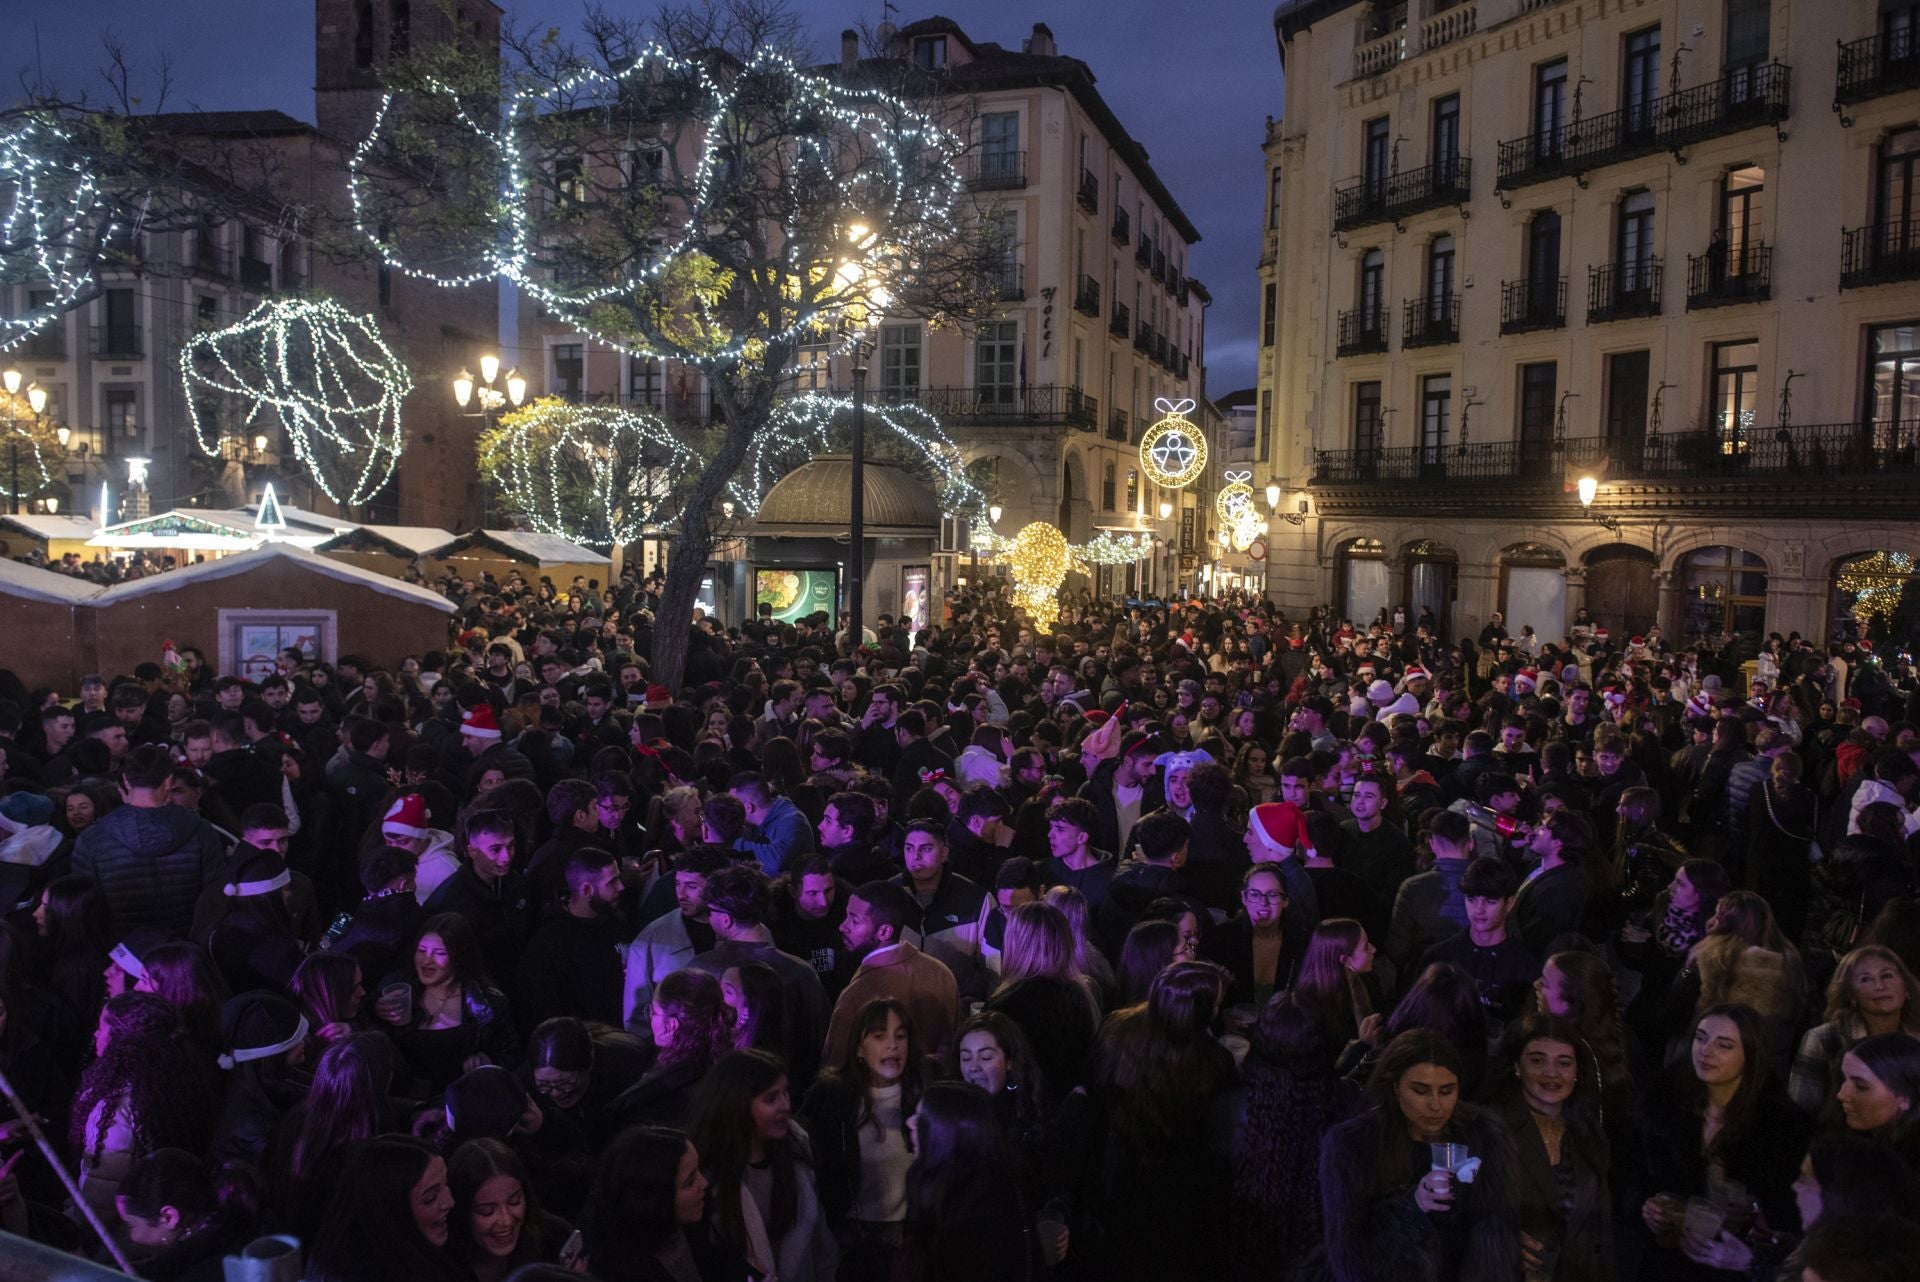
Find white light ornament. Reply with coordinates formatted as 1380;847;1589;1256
181;298;413;508
487;400;696;547
0;113;116;354
1215;469;1263;552
1138;398;1206;489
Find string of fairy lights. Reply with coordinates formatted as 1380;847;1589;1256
485;399;696;547
180;298;413;509
1;113;115;354
728;393;987;524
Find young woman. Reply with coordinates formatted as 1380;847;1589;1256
374;913;521;1096
688;1049;837;1282
719;960;787;1058
1789;945;1920;1114
274;1032;393;1241
32;874;109;1033
289;952;365;1050
1319;1029;1520;1282
1111;920;1182;1010
1664;891;1807;1076
1293;918;1381;1052
1376;963;1492;1098
136;942;229;1063
610;968;734;1129
1833;1032;1920;1165
113;1148;254;1282
950;1011;1048;1148
1232;739;1277;805
446;1138;571;1282
984;901;1100;1106
1534;950;1634;1135
1199;865;1305;1010
1042;885;1113;1005
1496;1014;1613;1282
307;1136;466;1282
581;1125;749;1282
1635;1004;1810;1280
1621;859;1731;1038
901;1082;1044;1281
799;998;923;1282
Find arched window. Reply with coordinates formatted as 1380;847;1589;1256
1680;546;1768;653
353;0;375;68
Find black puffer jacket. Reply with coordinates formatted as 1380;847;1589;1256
71;804;225;936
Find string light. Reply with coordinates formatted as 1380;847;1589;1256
1835;552;1915;626
729;393;987;522
0;388;54;500
480;398;696;547
1138;397;1207;489
180;297;413;508
1215;469;1262;552
1;113;115;353
1078;531;1144;565
349;45;966;368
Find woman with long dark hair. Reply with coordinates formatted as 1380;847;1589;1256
136;942;229;1064
1621;859;1731;1041
581;1125;750;1282
1533;949;1634;1133
32;874;109;1031
1318;1030;1520;1282
113;1148;254;1282
447;1138;571;1282
901;1081;1043;1281
1496;1013;1613;1282
1661;891;1808;1076
1375;962;1492;1097
1832;1032;1920;1165
271;1031;394;1240
610;968;733;1128
374;913;521;1096
307;1136;466;1282
1111;919;1181;1010
718;960;787;1058
289;952;365;1051
688;1049;837;1282
1294;918;1381;1054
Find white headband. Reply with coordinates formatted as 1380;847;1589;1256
218;1013;309;1069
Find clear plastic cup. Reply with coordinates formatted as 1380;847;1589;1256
1683;1195;1726;1247
381;981;413;1023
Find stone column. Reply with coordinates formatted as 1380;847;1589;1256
1654;569;1681;639
1562;565;1588;637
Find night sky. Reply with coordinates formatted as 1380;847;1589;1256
10;0;1283;392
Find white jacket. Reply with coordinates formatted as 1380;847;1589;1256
1848;778;1920;836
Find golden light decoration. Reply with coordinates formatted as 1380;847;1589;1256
1836;551;1916;625
1138;397;1207;489
1215;468;1262;552
1001;521;1073;630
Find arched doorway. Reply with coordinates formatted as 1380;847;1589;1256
1831;551;1920;649
1499;543;1567;641
1403;540;1458;636
1679;545;1768;654
1336;537;1388;624
1584;544;1658;639
1058;451;1090;543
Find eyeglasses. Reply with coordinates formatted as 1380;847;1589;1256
1242;890;1287;905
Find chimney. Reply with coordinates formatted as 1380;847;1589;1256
1028;23;1056;57
841;29;859;69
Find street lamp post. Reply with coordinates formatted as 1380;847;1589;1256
849;339;870;655
3;367;49;517
453;355;526;524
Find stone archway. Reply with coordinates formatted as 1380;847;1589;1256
960;445;1051;533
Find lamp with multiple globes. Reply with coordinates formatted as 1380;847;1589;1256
454;356;527;415
1;364;54;515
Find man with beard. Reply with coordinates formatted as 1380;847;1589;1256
513;845;627;1033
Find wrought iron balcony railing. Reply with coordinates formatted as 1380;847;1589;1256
1075;276;1101;317
1499;276;1566;333
1333;156;1472;231
90;325;144;359
1108;408;1130;441
1110;301;1130;337
1078;169;1100;213
1111;208;1130;246
1686;243;1771;308
964;150;1027;190
874;384;1095;429
1842;221;1920;289
1587;259;1663;323
1402;294;1460;348
994;261;1025;301
1837;31;1920;109
1336;307;1388;358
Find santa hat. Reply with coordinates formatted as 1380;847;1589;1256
1513;669;1538;694
1355;661;1377;677
1594;626;1610;641
217;993;308;1070
222;844;291;899
461;704;501;740
382;793;431;841
108;927;171;984
1686;693;1713;720
1248;802;1312;859
1367;679;1396;706
644;684;673;709
1403;665;1431;682
1629;635;1646;647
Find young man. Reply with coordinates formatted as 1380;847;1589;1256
1038;796;1116;910
1076;731;1165;856
72;744;225;937
771;853;853;1000
515;846;627;1033
621;846;728;1032
687;864;830;1088
729;771;816;875
1094;811;1195;958
825;878;959;1062
945;784;1013;885
893;821;990;995
1384;809;1475;984
423;809;529;982
1338;775;1417;913
1420;856;1540;1038
817;791;894;885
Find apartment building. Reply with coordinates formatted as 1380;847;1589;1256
517;17;1214;598
1260;0;1920;651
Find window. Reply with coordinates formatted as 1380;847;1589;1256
792;345;828;392
1260;390;1273;461
1680;547;1768;651
1721;166;1764;273
1419;373;1451;467
1359;249;1385;325
390;0;411;55
629;356;664;406
1724;0;1770;93
101;288;137;356
1617;190;1655;288
1430;94;1460;173
913;36;946;69
1607;350;1651;454
879;325;922;398
551;343;584;402
1364;118;1391;199
630;147;664;185
1712;339;1760;451
1263;282;1277;346
1353;381;1383;454
1534;60;1567;162
1519;362;1557;463
989;210;1019;295
1426;234;1456;312
1527;209;1562;288
1268;167;1283;230
1103;462;1116;511
104;388;138;445
354;0;375;68
980;112;1020;183
1623;27;1662;137
554;159;587;206
1887;3;1920;62
1878;130;1920;250
1126;467;1139;513
1868;322;1920;446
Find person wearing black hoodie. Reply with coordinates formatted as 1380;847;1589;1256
515;846;627;1034
330;845;425;984
1095;811;1196;958
204;846;307;996
816;792;896;886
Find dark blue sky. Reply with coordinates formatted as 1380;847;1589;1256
11;0;1281;391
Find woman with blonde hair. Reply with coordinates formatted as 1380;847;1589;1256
1043;885;1113;1003
984;901;1099;1106
1789;944;1920;1113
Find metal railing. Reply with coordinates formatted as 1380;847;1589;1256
1586;259;1662;322
19;331;66;360
1078;170;1099;213
1075;276;1101;316
1500;276;1565;333
1112;208;1130;245
1842;222;1920;289
1333;156;1472;230
1111;301;1130;337
1497;63;1790;189
90;325;144;359
1136;239;1154;268
1837;31;1920;106
1108;408;1129;441
1312;420;1920;486
1134;322;1155;352
994;261;1025;301
876;384;1095;429
1336;307;1388;357
964;150;1026;190
1686;243;1771;308
1402;294;1460;347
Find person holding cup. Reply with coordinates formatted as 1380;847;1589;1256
1319;1029;1520;1282
1633;1004;1809;1280
374;913;522;1096
1495;1013;1613;1282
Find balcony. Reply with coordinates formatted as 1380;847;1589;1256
1110;301;1130;337
1108;408;1130;442
1112;208;1130;246
617;389;725;425
239;256;274;291
1586;259;1662;323
1165;266;1181;298
1075;276;1101;317
993;261;1025;301
877;384;1096;430
1842;222;1920;289
1499;277;1566;333
1686;243;1771;309
1336;307;1388;358
1836;32;1920;113
18;331;67;361
1419;1;1477;51
964;150;1026;190
1153;247;1167;281
90;325;144;359
1402;294;1460;348
1497;64;1791;190
1177;279;1191;306
1175;351;1191;380
1134;322;1154;353
1135;239;1153;269
1354;29;1405;79
1333;156;1473;231
1153;333;1170;366
1078;170;1099;214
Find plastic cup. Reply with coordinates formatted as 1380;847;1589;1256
381;981;413;1023
1036;1207;1067;1267
1683;1195;1725;1246
1429;1141;1469;1172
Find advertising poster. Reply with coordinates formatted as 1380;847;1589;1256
755;567;838;626
901;565;930;633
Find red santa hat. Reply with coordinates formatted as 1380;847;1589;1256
1513;669;1538;694
461;704;501;740
1686;692;1713;720
1403;665;1431;682
644;684;673;709
1248;802;1313;859
382;793;430;841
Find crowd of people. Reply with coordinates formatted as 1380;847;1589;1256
0;566;1918;1282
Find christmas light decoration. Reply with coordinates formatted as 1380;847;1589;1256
1215;469;1263;553
1138;398;1207;489
0;388;54;501
349;45;965;367
1003;522;1072;631
0;113;115;353
1835;552;1916;626
481;399;695;547
181;298;413;508
1077;531;1144;565
729;393;987;523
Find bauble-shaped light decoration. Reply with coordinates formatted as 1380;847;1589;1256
1004;521;1072;631
1138;397;1206;490
485;400;696;547
729;393;987;524
1;113;114;354
1215;469;1263;553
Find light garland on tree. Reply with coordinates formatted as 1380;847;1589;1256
0;392;53;501
1;113;116;354
1078;531;1145;565
349;45;965;367
1836;551;1915;626
729;393;987;523
484;399;696;547
1215;469;1263;552
1138;397;1207;489
181;297;412;508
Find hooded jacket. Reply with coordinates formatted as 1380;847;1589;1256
1847;777;1920;836
736;795;817;876
72;804;225;936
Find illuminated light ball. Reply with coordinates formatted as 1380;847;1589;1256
1006;521;1071;628
1138;397;1207;489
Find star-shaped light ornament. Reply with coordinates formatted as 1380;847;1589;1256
1138;397;1207;489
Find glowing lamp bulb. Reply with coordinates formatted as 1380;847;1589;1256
27;384;47;415
988;504;1003;524
479;354;501;386
1265;482;1282;510
1158;500;1173;520
44;497;57;513
1577;475;1598;507
56;426;70;447
253;434;269;453
1;368;19;396
505;369;527;405
453;370;475;408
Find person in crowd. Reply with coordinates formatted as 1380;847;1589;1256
1832;1032;1920;1164
610;967;734;1128
307;1136;468;1282
446;1137;572;1282
900;1081;1045;1280
373;912;520;1096
1790;945;1920;1115
112;1148;254;1282
824;879;958;1063
981;900;1099;1106
1496;1013;1613;1282
581;1125;750;1282
1201;863;1308;1009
